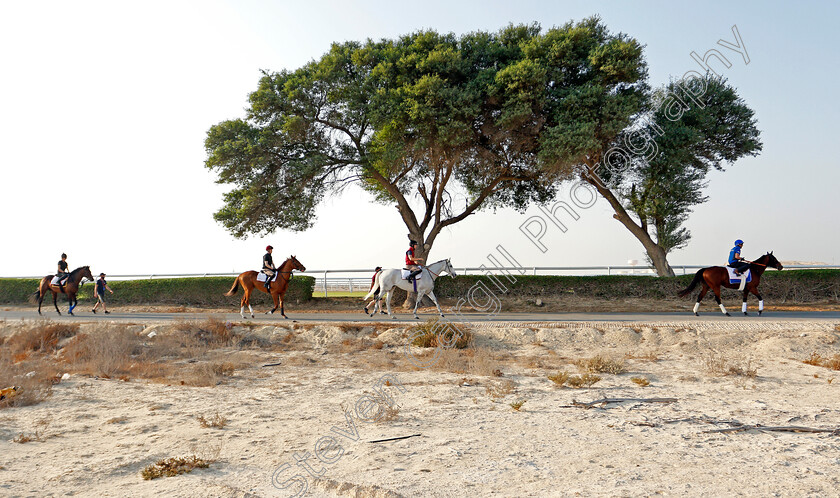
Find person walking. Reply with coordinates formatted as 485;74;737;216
91;272;114;314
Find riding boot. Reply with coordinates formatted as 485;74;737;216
408;270;421;282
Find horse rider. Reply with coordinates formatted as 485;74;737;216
55;253;69;288
262;245;276;291
728;239;751;276
406;240;424;283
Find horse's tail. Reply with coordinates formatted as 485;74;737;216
363;272;381;300
677;269;705;297
224;276;241;297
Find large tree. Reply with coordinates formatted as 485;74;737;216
205;18;646;266
580;75;762;276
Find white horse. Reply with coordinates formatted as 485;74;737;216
363;259;456;319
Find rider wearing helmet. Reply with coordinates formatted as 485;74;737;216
262;245;276;291
406;240;424;283
56;253;69;287
728;239;751;276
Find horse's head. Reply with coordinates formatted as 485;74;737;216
763;251;783;270
445;258;457;278
290;255;306;272
81;266;95;282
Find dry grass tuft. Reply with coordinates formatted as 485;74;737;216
574;355;626;375
702;350;758;378
183;361;237;387
565;374;602;388
141;455;211;480
547;371;570;386
172;318;237;347
548;371;602;388
410;319;472;349
631;376;650;387
509;400;526;411
196;412;229;429
485;379;516;399
6;322;79;358
803;352;840;370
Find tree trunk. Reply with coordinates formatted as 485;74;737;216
403;231;430;309
582;172;676;277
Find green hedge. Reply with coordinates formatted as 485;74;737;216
431;269;840;303
0;276;316;306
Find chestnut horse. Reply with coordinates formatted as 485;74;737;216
224;256;306;318
677;252;783;316
36;266;95;316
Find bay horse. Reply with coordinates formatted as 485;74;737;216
224;256;306;318
364;259;456;319
36;266;95;316
677;252;783;316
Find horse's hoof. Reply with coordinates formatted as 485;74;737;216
69;312;74;316
725;312;731;317
250;315;255;319
758;311;763;316
363;307;369;314
414;316;419;319
380;311;387;315
744;312;749;316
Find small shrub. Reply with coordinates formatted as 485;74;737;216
575;355;626;375
631;377;650;387
565;374;602;388
196;412;229;429
547;372;570;386
485;379;516;399
141;455;210;480
804;352;840;370
6;322;79;356
702;351;758;378
410;319;472;349
510;400;526;411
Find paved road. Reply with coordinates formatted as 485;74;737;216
2;309;838;324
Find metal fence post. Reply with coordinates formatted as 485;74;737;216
323;271;328;297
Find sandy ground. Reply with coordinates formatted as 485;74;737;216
2;318;840;497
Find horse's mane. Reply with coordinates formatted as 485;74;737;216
69;266;90;276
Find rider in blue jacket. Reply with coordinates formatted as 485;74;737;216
728;239;751;276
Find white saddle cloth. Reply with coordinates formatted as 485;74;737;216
256;272;277;283
50;276;65;285
401;269;422;280
725;267;751;282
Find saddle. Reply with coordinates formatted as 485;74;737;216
50;275;68;286
725;267;751;290
256;271;278;283
401;269;422;280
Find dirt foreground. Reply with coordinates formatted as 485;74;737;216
2;318;840;497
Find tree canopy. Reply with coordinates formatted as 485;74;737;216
205;18;647;261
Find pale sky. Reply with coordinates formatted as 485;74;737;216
1;0;838;277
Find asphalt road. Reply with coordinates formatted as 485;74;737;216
2;308;838;324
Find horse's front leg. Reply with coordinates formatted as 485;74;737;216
751;288;764;316
742;288;750;316
280;298;287;319
68;293;75;316
266;291;279;315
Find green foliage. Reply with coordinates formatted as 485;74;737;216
432;270;840;302
620;75;763;254
206;19;647;255
0;276;315;306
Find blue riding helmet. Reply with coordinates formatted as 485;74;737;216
734;239;744;246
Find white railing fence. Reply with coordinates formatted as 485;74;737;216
5;265;837;297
